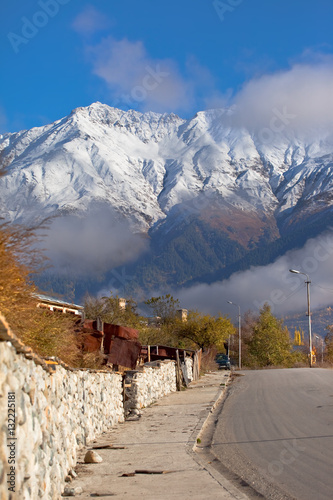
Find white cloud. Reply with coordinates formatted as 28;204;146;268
86;39;230;115
85;36;333;129
72;5;111;36
40;203;149;277
87;36;194;113
229;59;333;137
176;231;333;318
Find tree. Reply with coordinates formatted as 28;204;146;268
246;303;295;367
144;294;180;324
325;327;333;363
84;292;141;328
175;310;236;351
137;324;182;348
0;223;81;366
293;328;305;346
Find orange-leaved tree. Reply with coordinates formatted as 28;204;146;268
0;222;81;366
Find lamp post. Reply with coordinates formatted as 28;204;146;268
289;269;312;367
227;301;241;369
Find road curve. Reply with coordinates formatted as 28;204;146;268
212;368;333;500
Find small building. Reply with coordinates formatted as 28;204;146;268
36;294;84;316
176;309;188;322
118;297;127;310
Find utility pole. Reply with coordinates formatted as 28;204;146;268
289;270;312;367
227;301;241;369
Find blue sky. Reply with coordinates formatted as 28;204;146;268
1;0;333;133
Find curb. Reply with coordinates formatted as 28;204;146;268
186;371;250;500
192;371;231;452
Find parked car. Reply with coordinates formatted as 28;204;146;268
215;353;231;370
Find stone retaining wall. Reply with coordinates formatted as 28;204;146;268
124;360;177;415
0;317;181;499
184;357;194;382
0;318;124;500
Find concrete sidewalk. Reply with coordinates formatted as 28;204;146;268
64;371;248;500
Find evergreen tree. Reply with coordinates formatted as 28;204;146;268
325;327;333;363
247;303;293;367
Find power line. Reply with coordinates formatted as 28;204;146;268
312;281;333;293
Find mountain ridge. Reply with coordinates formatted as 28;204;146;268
1;102;333;298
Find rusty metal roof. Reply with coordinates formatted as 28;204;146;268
103;324;139;355
107;337;141;370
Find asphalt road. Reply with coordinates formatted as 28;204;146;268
212;368;333;500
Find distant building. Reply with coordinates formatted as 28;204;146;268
176;309;188;322
118;297;126;310
36;294;84;316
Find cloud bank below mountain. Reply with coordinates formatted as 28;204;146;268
176;231;333;318
39;203;149;278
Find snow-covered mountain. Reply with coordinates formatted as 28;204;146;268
1;102;333;229
1;102;333;295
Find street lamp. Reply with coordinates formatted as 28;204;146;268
227;301;241;369
289;269;313;367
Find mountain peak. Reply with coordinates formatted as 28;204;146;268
1;103;333;236
67;102;184;144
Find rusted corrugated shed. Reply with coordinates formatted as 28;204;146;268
82;334;102;352
80;319;103;353
103;323;139;354
76;320;103;352
82;319;103;333
107;337;141;370
141;345;195;361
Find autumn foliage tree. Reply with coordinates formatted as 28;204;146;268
175;311;235;351
0;223;81;366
